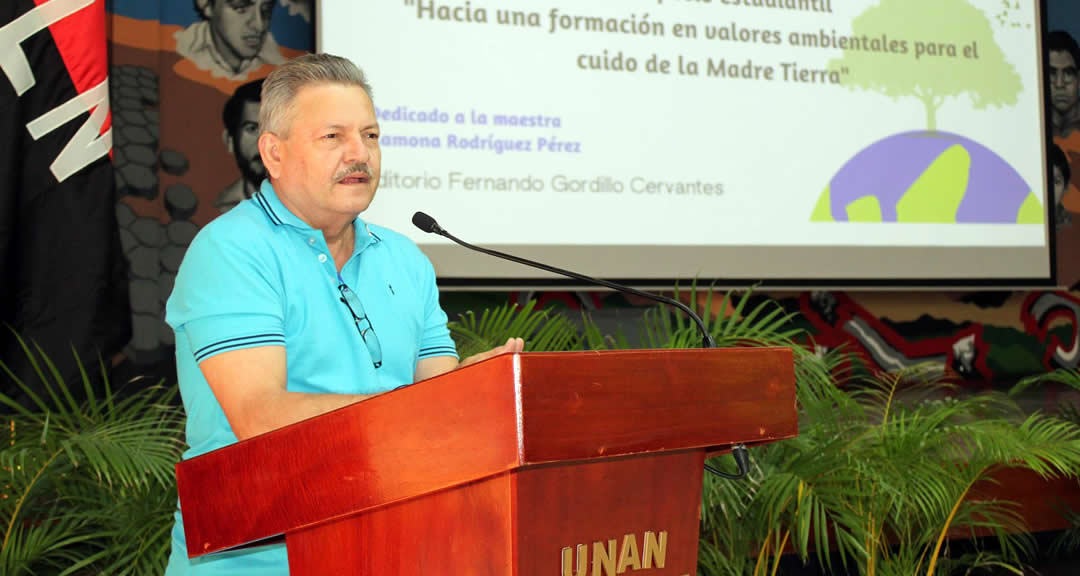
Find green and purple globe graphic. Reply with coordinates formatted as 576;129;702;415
811;131;1043;224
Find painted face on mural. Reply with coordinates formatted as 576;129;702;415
232;100;265;187
206;0;275;66
261;83;382;226
1050;50;1079;115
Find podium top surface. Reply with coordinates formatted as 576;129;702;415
176;347;797;557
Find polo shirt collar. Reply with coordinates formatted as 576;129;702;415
254;179;380;253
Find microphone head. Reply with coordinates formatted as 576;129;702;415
411;211;440;234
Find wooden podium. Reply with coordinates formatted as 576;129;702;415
175;348;797;575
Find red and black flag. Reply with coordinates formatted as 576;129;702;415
0;0;130;406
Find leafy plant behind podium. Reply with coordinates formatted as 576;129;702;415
450;288;1080;576
0;332;184;576
4;284;1080;575
684;311;1080;576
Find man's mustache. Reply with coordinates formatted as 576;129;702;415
334;163;372;181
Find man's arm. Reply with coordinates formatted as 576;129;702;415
203;338;524;439
200;345;378;441
413;337;525;382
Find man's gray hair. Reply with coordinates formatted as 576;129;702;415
259;53;373;137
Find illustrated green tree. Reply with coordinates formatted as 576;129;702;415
829;0;1023;131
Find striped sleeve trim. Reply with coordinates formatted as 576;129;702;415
418;346;458;359
194;333;285;362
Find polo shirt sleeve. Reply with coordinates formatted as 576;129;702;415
414;250;458;361
165;221;285;364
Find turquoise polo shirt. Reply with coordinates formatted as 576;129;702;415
164;180;458;575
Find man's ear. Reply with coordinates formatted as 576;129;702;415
258;132;284;180
223;128;233;152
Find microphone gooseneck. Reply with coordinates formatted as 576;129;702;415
411;212;751;481
411;212;716;349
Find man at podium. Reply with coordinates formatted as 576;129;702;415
163;53;523;575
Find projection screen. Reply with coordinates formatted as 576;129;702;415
318;0;1055;288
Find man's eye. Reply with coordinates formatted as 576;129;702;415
367;133;380;140
228;0;256;13
324;134;338;140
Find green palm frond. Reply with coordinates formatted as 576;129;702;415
578;311;631;351
851;363;953;424
449;299;582;358
707;287;801;348
0;496;120;576
698;453;762;576
934;552;1026;576
1060;402;1080;426
1012;368;1080;397
1004;414;1080;477
696;539;752;576
1012;369;1080;432
90;482;176;576
950;496;1034;561
642;285;801;350
791;345;862;433
0;384;183;493
0;339;58;423
0;329;184;575
1049;504;1080;557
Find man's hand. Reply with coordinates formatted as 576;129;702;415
461;337;525;368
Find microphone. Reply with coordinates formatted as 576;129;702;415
412;212;751;481
412;211;716;348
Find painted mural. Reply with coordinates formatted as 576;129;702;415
107;0;312;365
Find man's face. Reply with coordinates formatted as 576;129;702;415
230;100;265;188
208;0;275;61
1054;165;1066;205
1050;50;1079;114
266;84;381;222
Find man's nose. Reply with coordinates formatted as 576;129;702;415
343;135;371;164
248;7;268;31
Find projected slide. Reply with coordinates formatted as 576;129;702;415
320;0;1052;284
